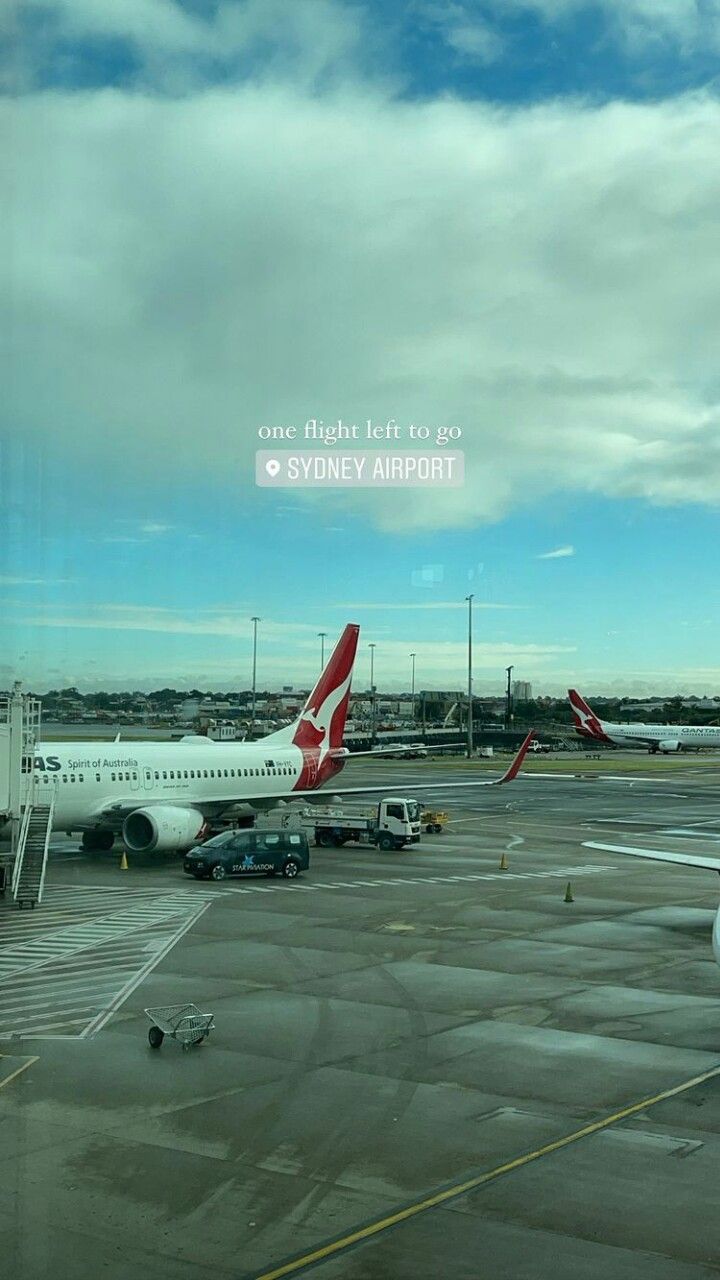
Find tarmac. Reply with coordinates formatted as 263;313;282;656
2;751;720;1278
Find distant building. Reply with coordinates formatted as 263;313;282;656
513;681;532;701
206;721;241;741
271;695;302;715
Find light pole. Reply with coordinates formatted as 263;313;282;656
318;631;327;671
465;594;474;758
369;642;376;747
505;665;514;732
409;652;416;728
250;616;260;737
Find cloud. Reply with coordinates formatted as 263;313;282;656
3;77;720;535
414;1;720;65
329;600;525;609
500;1;720;54
4;601;573;688
139;522;173;534
8;603;336;643
0;576;73;585
9;0;375;94
536;545;575;559
417;4;505;64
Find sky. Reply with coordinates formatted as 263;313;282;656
2;0;720;696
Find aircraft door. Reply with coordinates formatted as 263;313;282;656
143;767;154;791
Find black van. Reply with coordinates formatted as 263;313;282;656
183;829;309;882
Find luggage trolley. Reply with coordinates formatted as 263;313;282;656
421;809;448;834
145;1003;215;1052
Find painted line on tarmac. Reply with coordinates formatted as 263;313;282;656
249;1059;720;1280
0;1055;39;1091
663;828;720;841
222;865;618;897
80;899;213;1039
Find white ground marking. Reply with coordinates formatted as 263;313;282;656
221;865;618;895
0;889;218;980
662;829;720;841
0;884;219;1039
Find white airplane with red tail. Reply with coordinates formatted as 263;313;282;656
569;689;720;754
31;624;535;853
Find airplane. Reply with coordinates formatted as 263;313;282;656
584;841;720;970
28;624;535;854
568;688;720;754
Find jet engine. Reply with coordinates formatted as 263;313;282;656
122;806;207;853
657;739;682;753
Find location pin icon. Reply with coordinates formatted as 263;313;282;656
265;459;281;478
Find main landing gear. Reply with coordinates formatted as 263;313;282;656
81;829;116;852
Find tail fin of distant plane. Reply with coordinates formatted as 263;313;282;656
568;689;609;741
264;624;360;751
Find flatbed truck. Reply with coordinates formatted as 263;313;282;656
260;796;423;851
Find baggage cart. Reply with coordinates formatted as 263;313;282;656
144;1003;215;1052
421;809;447;833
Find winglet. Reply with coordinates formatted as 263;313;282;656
495;730;535;783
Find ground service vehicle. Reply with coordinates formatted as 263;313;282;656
312;797;421;850
421;809;447;833
183;829;309;880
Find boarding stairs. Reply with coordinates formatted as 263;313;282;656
12;797;54;909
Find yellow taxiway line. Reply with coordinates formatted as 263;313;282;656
252;1060;720;1280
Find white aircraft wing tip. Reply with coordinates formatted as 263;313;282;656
583;840;720;872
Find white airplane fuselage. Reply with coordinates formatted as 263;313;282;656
595;722;720;751
32;738;337;831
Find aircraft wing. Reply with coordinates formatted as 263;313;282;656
88;731;535;824
89;796;230;826
584;841;720;873
302;730;535;794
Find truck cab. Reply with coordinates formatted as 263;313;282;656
378;797;422;847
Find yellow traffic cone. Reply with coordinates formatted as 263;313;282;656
564;881;574;903
120;850;128;871
499;852;508;871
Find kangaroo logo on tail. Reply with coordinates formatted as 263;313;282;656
568;689;611;742
291;624;359;788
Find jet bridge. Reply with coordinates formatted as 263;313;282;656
0;684;52;907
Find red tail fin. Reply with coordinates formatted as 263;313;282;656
280;624;359;789
264;624;360;789
292;624;359;754
568;689;609;741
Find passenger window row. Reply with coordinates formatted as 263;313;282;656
155;765;292;781
42;763;294;785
